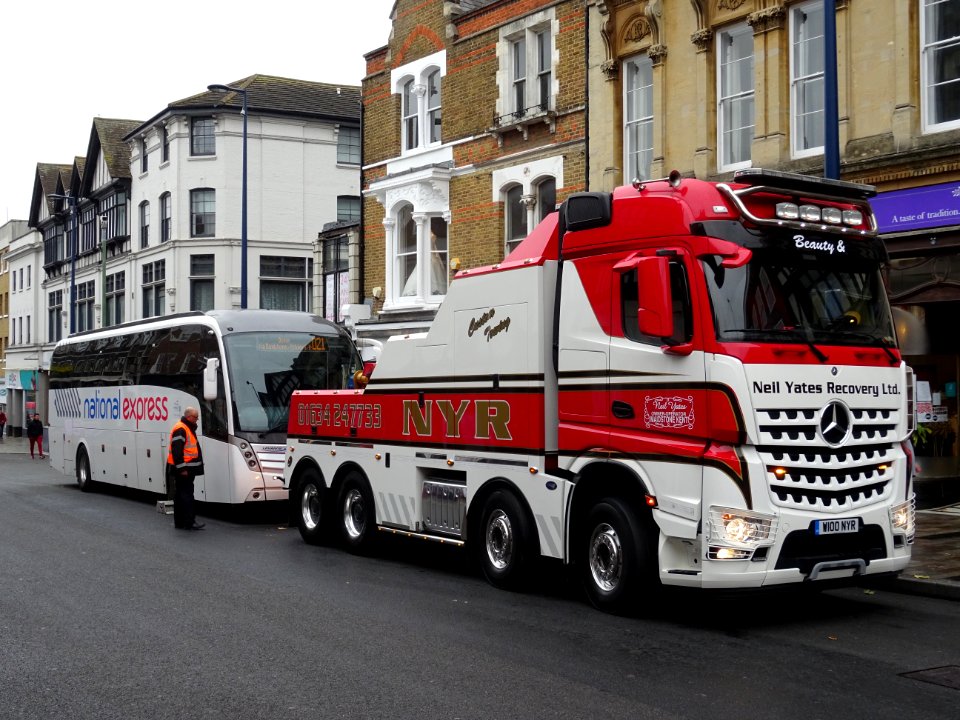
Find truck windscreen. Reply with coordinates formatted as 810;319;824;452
701;247;897;348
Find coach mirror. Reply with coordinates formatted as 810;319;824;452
203;357;220;400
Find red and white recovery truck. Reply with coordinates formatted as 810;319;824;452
284;169;916;612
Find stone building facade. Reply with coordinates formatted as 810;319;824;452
585;0;960;464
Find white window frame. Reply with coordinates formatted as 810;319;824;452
493;156;563;258
623;55;654;183
790;0;826;158
391;50;446;157
504;183;528;255
717;23;755;172
921;0;960;133
388;204;449;304
497;8;557;121
402;78;420;151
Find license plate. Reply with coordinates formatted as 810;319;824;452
815;518;859;535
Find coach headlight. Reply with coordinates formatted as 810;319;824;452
707;507;777;558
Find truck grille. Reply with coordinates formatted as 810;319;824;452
755;407;899;513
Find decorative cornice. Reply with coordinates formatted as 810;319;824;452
718;0;748;10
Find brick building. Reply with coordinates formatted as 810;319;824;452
360;0;586;337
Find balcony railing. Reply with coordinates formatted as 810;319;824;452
490;103;557;146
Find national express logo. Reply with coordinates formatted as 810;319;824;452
53;389;169;429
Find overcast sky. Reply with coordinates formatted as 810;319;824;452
0;1;395;222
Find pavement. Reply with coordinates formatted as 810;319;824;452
2;434;957;600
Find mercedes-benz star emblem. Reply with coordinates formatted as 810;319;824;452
819;401;852;447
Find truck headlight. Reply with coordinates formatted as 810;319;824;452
890;496;916;544
708;507;777;552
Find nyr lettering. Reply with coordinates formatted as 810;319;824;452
402;399;512;441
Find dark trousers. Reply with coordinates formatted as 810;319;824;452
29;436;43;458
173;471;196;529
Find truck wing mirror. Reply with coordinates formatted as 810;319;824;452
636;256;674;339
203;357;220;401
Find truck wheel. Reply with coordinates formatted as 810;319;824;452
76;448;95;492
581;497;655;614
296;470;327;546
338;471;376;553
475;489;535;590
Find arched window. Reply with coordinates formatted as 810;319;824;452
427;70;442;144
536;177;556;222
139;201;150;249
160;192;172;242
398;67;443;153
505;184;528;254
429;217;448;296
397;204;418;296
402;79;419;151
624;55;653;183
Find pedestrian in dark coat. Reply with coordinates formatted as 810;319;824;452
27;414;44;459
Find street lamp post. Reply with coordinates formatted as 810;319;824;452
207;83;249;309
49;193;81;334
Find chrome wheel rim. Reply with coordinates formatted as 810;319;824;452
589;523;622;593
78;458;89;487
301;484;320;531
343;488;366;540
485;509;513;570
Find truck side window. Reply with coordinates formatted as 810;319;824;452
621;260;693;346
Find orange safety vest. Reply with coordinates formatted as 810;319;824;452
166;420;201;469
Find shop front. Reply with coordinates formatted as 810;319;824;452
873;180;960;478
4;368;41;437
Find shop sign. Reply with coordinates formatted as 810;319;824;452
871;182;960;234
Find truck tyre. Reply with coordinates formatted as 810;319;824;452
337;471;376;553
296;469;327;546
475;489;536;590
581;497;655;614
76;448;95;492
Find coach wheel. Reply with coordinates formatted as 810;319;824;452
76;448;95;492
338;471;376;553
296;469;327;546
474;489;536;591
580;497;656;614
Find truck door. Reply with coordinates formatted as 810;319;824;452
608;249;706;502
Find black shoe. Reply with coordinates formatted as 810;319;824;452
187;523;206;531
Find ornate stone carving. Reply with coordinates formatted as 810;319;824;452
747;4;787;34
648;44;668;66
598;0;618;81
602;60;620;82
717;0;748;10
646;0;664;46
624;16;652;44
691;28;714;53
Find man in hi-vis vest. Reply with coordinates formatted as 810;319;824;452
167;406;205;530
